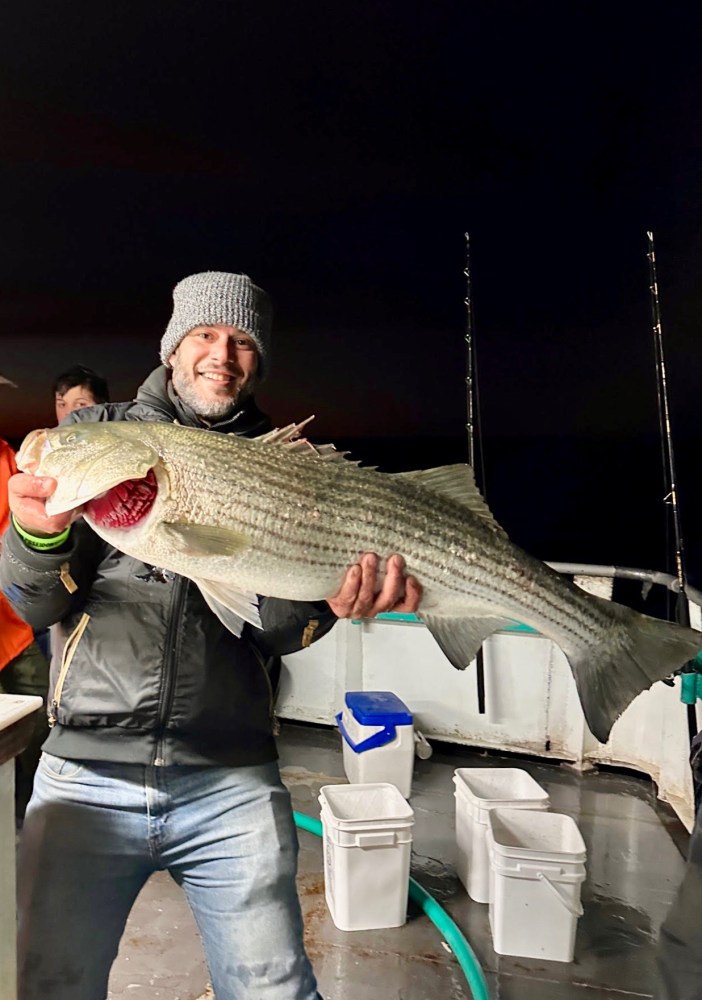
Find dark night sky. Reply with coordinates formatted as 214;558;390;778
1;2;701;572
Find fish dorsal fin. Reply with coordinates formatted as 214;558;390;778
158;522;250;557
394;465;506;535
254;417;316;445
252;418;366;466
194;578;262;635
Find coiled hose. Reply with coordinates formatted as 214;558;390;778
293;810;491;1000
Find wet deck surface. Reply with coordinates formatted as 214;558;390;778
106;722;689;999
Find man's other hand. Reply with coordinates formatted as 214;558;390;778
328;553;423;619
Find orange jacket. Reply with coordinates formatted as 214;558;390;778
0;439;34;670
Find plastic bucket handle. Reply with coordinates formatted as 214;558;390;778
514;861;571;876
537;872;584;917
336;711;397;753
356;832;398;848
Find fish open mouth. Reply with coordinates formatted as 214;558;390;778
85;469;158;529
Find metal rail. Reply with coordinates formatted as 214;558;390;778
547;562;702;609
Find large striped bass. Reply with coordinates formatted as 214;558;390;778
16;419;702;743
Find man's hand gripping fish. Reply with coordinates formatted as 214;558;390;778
17;419;702;744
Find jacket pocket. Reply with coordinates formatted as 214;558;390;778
48;612;91;727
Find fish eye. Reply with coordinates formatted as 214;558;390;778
58;428;86;447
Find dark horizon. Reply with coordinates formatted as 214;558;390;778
1;2;701;579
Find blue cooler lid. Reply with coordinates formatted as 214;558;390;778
336;691;413;754
344;691;413;726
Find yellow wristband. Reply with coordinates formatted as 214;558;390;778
12;515;72;551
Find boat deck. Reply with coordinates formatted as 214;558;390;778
105;721;689;1000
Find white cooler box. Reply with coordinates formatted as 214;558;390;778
337;691;414;798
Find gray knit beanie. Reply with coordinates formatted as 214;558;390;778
160;271;273;379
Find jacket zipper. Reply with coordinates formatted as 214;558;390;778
48;613;91;727
153;576;187;766
250;645;275;720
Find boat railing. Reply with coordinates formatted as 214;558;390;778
547;563;702;615
370;563;702;631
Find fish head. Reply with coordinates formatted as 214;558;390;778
16;424;161;525
15;428;50;475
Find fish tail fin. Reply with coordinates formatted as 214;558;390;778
567;596;702;744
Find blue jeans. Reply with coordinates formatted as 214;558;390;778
18;753;322;1000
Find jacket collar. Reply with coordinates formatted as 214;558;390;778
135;367;271;436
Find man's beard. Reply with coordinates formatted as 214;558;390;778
171;365;252;420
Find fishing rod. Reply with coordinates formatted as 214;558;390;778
463;233;486;489
646;231;697;743
464;233;476;470
464;233;487;714
647;231;688;599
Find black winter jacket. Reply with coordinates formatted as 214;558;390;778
0;368;337;766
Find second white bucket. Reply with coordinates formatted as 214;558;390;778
319;782;414;931
487;807;587;963
453;767;549;903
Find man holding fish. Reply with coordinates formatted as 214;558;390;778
2;271;421;1000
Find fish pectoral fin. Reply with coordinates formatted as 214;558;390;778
393;466;506;536
158;522;250;557
420;613;517;670
195;578;262;635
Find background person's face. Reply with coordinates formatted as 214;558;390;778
55;384;97;423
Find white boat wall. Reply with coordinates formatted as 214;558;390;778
278;566;702;832
0;695;43;998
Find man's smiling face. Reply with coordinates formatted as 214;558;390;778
169;324;259;420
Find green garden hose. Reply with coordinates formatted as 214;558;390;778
293;810;491;1000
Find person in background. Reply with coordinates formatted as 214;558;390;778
2;271;422;1000
38;366;110;663
655;729;702;999
0;437;49;826
53;364;110;423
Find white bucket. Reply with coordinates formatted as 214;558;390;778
487;807;587;963
319;782;414;931
338;691;415;798
453;767;549;903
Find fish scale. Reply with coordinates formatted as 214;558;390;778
167;442;498;591
16;419;702;744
